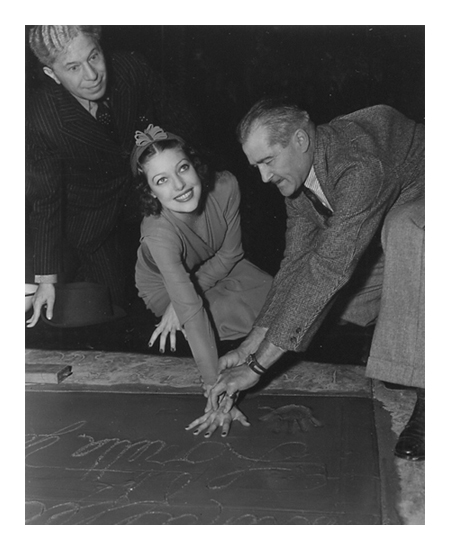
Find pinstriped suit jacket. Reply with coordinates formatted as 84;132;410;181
26;50;200;276
255;105;425;352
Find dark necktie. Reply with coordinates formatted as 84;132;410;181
303;186;333;218
96;100;117;138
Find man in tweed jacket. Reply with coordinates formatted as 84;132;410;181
208;98;424;460
26;25;200;326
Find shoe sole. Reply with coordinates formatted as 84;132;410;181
394;451;425;461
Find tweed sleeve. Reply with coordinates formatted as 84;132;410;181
263;156;399;352
254;199;319;332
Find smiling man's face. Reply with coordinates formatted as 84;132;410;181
43;32;108;102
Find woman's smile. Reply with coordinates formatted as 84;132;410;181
175;188;194;202
142;146;202;217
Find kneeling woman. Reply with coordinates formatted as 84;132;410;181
131;125;272;436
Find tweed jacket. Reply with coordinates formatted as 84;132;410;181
255;105;425;352
26;50;200;276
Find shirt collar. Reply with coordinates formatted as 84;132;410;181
73;95;98;117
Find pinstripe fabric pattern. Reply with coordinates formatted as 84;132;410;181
26;50;201;290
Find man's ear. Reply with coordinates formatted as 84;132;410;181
294;128;310;153
43;66;61;85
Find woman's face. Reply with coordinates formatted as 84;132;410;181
142;146;202;216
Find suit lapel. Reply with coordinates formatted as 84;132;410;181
52;84;124;153
109;72;139;152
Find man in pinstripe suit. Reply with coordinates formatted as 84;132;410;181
26;25;200;327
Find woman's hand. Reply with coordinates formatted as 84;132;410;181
185;402;250;438
148;302;187;352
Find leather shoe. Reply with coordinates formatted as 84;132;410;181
394;389;425;461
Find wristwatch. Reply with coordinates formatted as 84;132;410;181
245;353;267;376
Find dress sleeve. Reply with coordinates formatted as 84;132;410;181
195;173;244;291
139;227;219;386
262;157;398;352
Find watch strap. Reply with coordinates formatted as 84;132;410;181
245;353;267;376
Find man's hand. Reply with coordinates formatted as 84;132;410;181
218;326;268;372
148;302;187;353
208;364;261;412
185;402;250;438
218;348;247;372
26;283;55;328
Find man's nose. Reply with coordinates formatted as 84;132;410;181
258;164;273;183
83;62;98;81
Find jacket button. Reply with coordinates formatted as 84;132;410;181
290;337;297;345
296;327;302;333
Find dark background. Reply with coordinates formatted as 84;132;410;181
103;25;425;271
99;25;425;148
25;25;425;357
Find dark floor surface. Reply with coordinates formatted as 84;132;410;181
25;289;388;526
26;391;381;525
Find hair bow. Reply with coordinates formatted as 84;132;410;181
134;124;168;147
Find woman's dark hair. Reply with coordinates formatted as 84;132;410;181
134;140;215;217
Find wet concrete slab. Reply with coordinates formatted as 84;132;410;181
26;390;381;525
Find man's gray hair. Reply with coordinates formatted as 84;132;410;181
237;98;313;147
28;25;102;67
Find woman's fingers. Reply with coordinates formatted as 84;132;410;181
148;326;160;348
148;306;186;352
185;412;211;431
192;417;219;437
236;412;251;427
220;417;231;437
149;326;181;353
185;410;222;438
202;420;220;438
185;404;251;440
158;331;168;353
170;330;177;352
148;336;156;347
